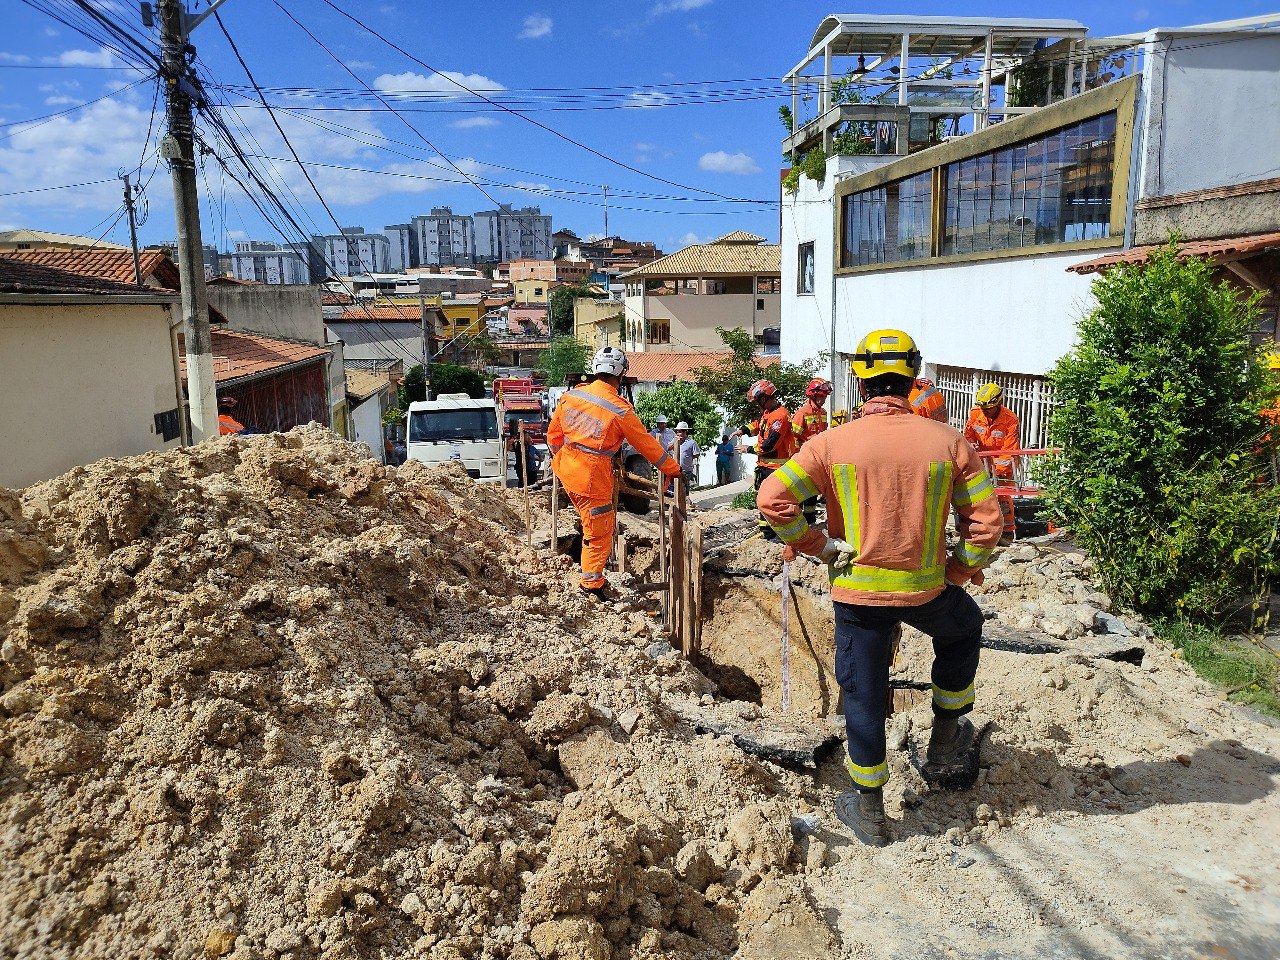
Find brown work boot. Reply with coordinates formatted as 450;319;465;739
834;789;889;847
926;715;975;767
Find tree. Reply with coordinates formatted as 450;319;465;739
430;362;486;399
398;364;426;408
634;381;722;448
549;281;601;336
1042;241;1280;620
537;337;593;385
692;327;824;430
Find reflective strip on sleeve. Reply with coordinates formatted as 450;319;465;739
832;564;945;594
771;515;810;545
831;463;861;551
932;681;975;711
844;754;889;789
590;504;615;517
566;389;625;417
775;460;820;502
921;461;954;568
567;441;621;458
952;472;994;507
654;452;674;470
954;540;993;568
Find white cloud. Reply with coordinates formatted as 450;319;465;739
53;48;116;68
627;91;670;109
510;181;551;193
43;96;80;106
654;0;714;14
676;232;705;246
698;151;761;175
374;70;505;99
0;52;32;64
344;59;376;71
518;14;552;40
451;116;499;129
44;27;59;37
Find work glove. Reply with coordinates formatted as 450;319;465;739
818;537;856;574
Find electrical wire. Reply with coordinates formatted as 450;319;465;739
0;76;149;136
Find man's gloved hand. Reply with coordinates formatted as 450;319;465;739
818;537;856;573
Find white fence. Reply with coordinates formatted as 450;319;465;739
934;365;1058;451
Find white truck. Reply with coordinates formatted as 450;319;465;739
405;394;505;483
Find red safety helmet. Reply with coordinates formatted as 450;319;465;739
747;379;777;402
218;396;238;411
805;377;832;399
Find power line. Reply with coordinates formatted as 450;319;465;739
0;177;116;198
0;76;149;136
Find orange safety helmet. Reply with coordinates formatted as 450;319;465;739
805;377;832;399
747;379;777;402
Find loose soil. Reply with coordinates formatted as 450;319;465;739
2;432;1278;959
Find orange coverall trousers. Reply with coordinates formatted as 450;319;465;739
568;491;616;590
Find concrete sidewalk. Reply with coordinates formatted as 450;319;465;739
690;478;751;510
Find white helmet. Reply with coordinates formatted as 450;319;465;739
591;345;629;377
675;421;690;431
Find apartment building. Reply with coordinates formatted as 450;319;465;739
383;223;418;272
231;241;310;285
411;208;475;267
311;228;391;278
474;204;553;263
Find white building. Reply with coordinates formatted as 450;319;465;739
311;228;391;278
473;204;552;263
411;208;475;267
231;241;310;285
780;14;1280;445
383;223;418;272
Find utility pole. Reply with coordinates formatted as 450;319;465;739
602;185;609;239
418;287;431;399
155;0;225;442
120;173;143;286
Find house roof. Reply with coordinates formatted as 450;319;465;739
626;351;733;383
1066;231;1280;275
0;228;127;250
337;302;423;321
180;328;330;387
0;248;180;288
621;234;780;279
0;256;177;297
710;231;766;244
322;291;354;306
344;367;390;402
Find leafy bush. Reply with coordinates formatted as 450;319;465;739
693;327;824;431
398;364;426;408
548;282;601;336
634;382;722;448
430;362;485;399
537;337;593;386
1042;241;1280;621
731;489;757;510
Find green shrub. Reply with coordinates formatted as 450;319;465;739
731;489;757;510
429;362;485;399
1042;241;1280;621
692;327;824;432
634;381;722;448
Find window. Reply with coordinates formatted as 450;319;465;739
409;408;498;442
757;277;781;294
943;112;1116;255
647;321;670;345
797;242;815;294
840;170;933;267
756;298;765;311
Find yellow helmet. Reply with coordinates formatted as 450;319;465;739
975;382;1004;408
850;329;922;380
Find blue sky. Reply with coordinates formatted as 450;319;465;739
0;0;1274;255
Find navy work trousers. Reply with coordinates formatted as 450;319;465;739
833;585;984;789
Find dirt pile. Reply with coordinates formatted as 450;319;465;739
0;429;820;960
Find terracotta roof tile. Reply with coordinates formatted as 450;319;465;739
337;303;422;321
1067;231;1280;275
0;256;171;296
0;248;180;288
322;291;354;306
622;237;780;278
179;328;329;386
626;351;733;383
710;231;766;244
344;367;390;402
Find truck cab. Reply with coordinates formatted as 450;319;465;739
405;394;504;483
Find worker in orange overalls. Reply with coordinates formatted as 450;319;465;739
730;379;795;540
218;397;245;435
909;377;948;422
792;378;832;524
547;346;682;598
964;382;1020;543
759;328;1002;847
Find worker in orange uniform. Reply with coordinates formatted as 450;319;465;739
759;329;1002;847
218;397;245;435
792;378;831;524
964;383;1020;544
547;346;682;598
729;380;795;540
909;376;948;422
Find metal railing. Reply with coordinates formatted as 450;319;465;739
934;365;1057;451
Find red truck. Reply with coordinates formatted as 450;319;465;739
493;377;546;443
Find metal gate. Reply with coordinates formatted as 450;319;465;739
933;366;1057;450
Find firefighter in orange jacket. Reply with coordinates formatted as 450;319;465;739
547;346;681;597
730;379;795;540
964;382;1020;543
909;377;948;422
791;378;831;524
218;397;245;435
759;329;1002;847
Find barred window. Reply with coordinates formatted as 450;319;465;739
840;171;932;267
